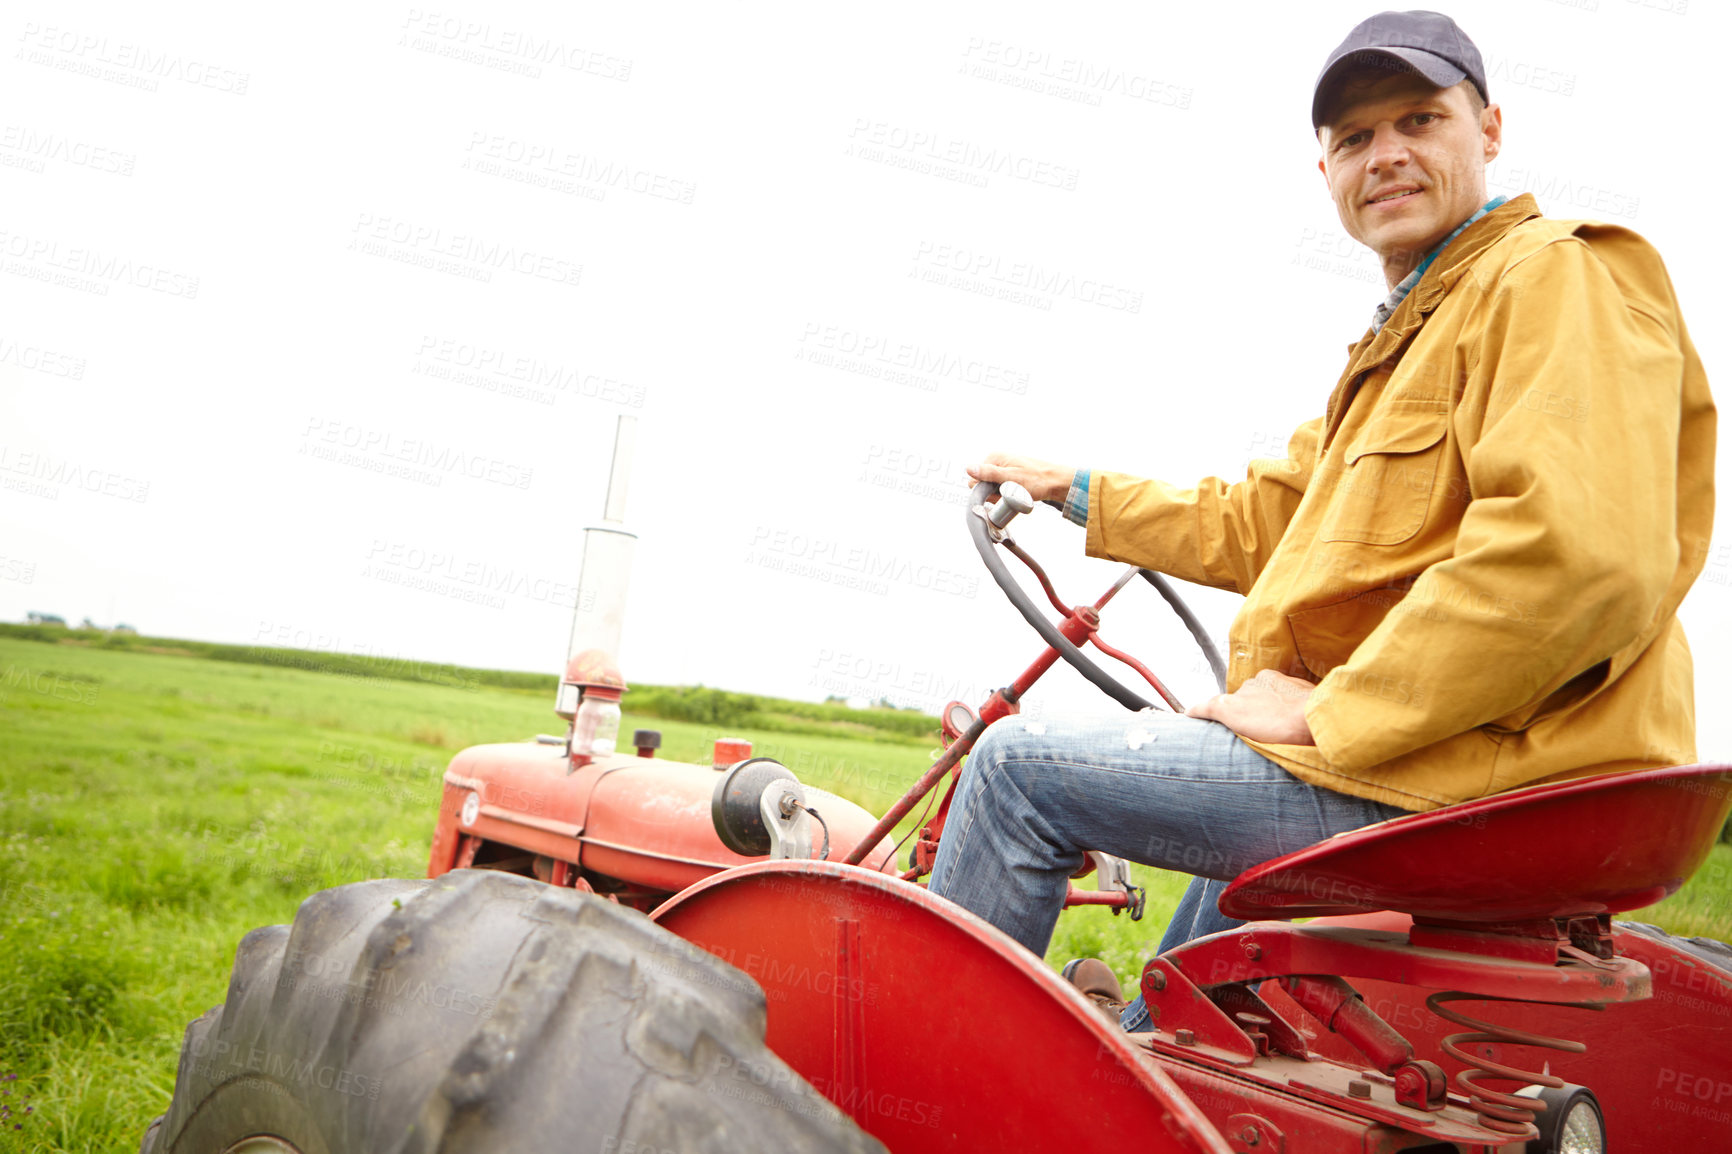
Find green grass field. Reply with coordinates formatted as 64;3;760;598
1;633;1729;1152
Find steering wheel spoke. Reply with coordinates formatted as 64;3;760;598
968;481;1226;712
1087;632;1186;712
1002;539;1072;617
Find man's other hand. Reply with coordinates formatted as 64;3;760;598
1186;669;1318;746
966;453;1075;504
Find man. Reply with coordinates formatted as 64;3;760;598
927;10;1715;1022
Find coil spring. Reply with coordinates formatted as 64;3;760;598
1425;992;1589;1137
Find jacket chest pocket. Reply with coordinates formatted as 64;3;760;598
1321;401;1450;546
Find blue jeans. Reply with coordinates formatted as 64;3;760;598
1117;876;1242;1031
924;710;1409;1027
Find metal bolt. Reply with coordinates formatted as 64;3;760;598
1174;1029;1196;1046
1242;941;1262;960
1240;1126;1260;1147
1146;970;1167;991
1348;1079;1372;1099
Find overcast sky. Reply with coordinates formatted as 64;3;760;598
3;0;1726;760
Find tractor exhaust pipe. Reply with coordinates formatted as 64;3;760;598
568;415;638;666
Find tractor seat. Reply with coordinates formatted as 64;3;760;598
1220;763;1732;923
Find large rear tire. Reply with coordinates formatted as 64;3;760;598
141;870;883;1153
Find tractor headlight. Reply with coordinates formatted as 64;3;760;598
1556;1100;1604;1154
1519;1083;1604;1154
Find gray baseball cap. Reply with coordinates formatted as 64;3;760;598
1313;10;1488;129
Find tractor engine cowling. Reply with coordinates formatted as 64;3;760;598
427;740;900;903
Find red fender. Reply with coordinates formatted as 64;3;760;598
653;860;1229;1154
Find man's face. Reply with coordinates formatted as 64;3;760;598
1317;69;1501;278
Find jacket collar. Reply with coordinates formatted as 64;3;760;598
1404;193;1542;319
1322;194;1544;444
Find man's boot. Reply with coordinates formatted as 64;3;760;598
1061;957;1127;1025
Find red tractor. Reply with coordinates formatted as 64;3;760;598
143;479;1732;1153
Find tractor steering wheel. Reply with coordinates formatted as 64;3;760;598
967;481;1227;711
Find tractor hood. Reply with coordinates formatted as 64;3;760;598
428;741;899;893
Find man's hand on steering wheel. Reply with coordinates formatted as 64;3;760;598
1186;669;1317;746
965;454;1309;746
966;454;1074;504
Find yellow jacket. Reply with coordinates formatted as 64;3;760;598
1085;195;1716;811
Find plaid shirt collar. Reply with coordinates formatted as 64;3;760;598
1370;195;1508;334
